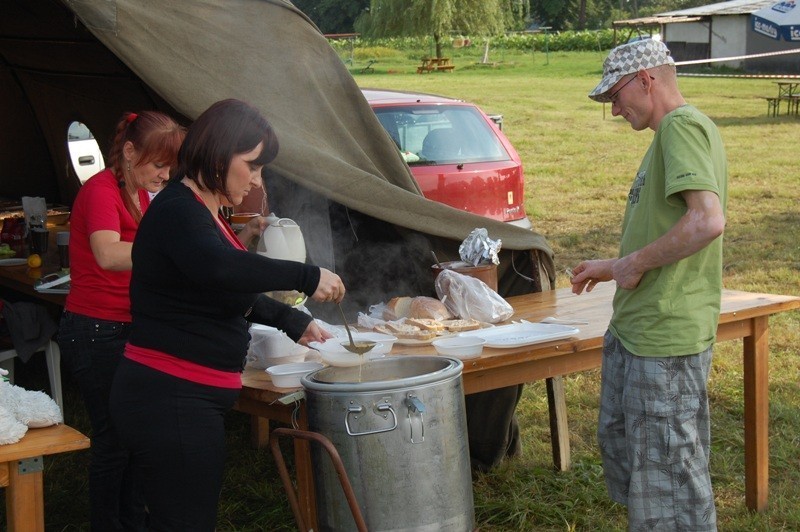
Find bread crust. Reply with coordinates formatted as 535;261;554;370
408;296;452;320
383;296;413;321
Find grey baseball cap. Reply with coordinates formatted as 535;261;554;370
589;39;675;103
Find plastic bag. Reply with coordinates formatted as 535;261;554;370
435;269;513;324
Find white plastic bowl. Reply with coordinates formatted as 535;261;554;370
309;340;386;367
431;336;486;360
266;362;323;388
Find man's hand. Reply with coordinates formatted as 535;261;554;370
570;259;616;294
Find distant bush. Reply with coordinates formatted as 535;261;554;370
327;30;617;54
352;46;403;60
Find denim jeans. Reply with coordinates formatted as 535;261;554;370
58;310;147;531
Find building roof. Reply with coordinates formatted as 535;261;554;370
614;0;776;26
658;0;775;17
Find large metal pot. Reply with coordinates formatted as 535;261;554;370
301;356;474;531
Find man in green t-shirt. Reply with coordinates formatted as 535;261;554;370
572;39;727;531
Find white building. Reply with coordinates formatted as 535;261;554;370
614;0;800;73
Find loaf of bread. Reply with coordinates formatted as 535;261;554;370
384;296;451;321
383;297;413;321
408;296;452;320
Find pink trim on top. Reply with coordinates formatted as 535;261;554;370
125;343;242;389
189;189;247;250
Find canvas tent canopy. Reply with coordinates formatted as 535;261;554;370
2;0;556;474
1;0;555;317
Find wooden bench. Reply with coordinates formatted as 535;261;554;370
436;64;455;72
0;424;90;532
783;95;800;116
766;97;780;117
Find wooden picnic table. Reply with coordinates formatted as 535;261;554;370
766;80;800;116
236;283;800;527
416;57;454;73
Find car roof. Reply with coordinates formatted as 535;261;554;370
361;88;465;105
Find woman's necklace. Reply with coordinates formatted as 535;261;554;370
182;178;220;218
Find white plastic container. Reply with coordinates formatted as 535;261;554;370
431;336;486;360
267;362;323;388
247;324;305;369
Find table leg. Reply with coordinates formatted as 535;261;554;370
546;376;571;471
293;402;317;530
743;315;769;512
250;415;270;449
5;459;45;532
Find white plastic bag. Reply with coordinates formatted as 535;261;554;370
434;269;513;324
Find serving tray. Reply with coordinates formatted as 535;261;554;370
458;322;579;348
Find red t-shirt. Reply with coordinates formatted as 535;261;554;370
65;168;151;322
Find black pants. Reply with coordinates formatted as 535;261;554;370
109;357;240;532
58;311;147;531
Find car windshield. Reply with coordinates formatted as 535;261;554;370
373;105;510;165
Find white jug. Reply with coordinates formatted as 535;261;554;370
257;215;306;263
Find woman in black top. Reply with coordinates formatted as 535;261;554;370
109;99;345;531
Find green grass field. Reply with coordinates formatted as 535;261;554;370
7;49;800;531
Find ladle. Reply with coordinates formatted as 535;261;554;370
337;303;376;355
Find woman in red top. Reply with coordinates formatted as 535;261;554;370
58;111;185;531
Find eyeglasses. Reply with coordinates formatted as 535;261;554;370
608;73;655;104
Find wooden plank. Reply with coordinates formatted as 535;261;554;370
6;463;45;532
546;376;571;471
744;315;770;512
0;425;89;464
249;415;270;449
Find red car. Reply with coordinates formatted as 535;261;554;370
363;88;531;229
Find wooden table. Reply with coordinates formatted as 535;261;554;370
237;283;800;526
416;57;454;73
768;80;800;116
0;224;68;305
0;424;90;532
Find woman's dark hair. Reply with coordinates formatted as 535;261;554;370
177;99;279;199
108;110;185;221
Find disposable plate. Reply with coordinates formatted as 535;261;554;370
458;322;579;348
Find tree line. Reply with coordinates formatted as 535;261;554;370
292;0;712;35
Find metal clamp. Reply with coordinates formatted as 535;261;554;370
406;394;425;444
344;401;398;436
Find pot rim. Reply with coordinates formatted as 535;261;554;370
301;355;462;392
